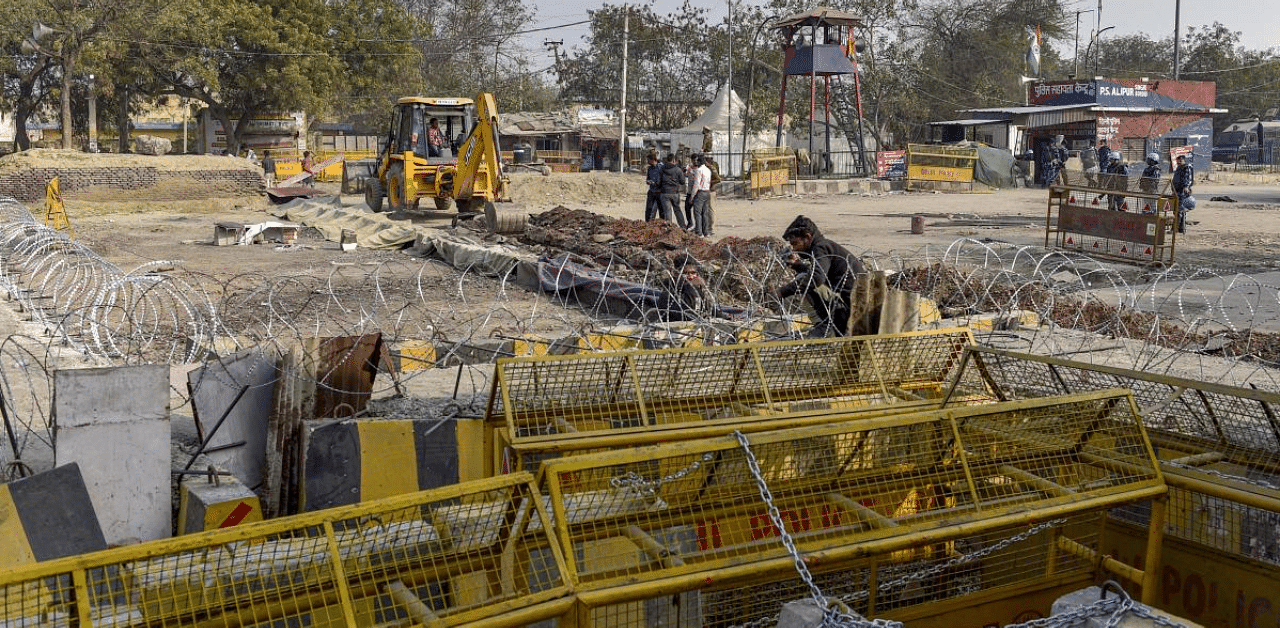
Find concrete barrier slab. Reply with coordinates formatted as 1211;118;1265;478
54;365;170;544
0;463;106;567
188;347;278;489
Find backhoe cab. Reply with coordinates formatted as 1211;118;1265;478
365;94;511;215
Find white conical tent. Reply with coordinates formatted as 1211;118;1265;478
670;83;781;176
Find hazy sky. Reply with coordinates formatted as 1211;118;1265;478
523;0;1280;63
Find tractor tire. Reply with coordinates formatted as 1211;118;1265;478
434;197;453;211
365;178;385;213
387;164;407;212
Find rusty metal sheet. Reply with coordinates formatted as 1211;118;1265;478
313;333;383;419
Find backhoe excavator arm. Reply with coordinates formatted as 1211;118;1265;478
453;92;509;203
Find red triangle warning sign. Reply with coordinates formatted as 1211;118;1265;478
1143;202;1151;212
1066;237;1074;245
1144;247;1152;254
1121;245;1128;253
1121;201;1129;210
1092;197;1100;205
1160;199;1171;212
1093;241;1101;248
1069;195;1077;204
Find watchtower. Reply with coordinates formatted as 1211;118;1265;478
772;7;868;175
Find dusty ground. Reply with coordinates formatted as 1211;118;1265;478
8;162;1280;477
46;167;1280;280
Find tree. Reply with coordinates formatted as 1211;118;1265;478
128;0;420;155
0;0;132;150
555;2;723;130
0;0;57;150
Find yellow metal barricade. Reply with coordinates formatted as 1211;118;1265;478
486;329;984;474
0;473;570;628
748;148;796;199
540;389;1167;626
1046;170;1179;265
905;143;978;191
951;346;1280;628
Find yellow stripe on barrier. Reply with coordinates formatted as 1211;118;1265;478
358;421;419;501
0;485;36;569
395;340;438;372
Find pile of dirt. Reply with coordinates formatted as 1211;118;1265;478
0;149;262;174
521;206;789;303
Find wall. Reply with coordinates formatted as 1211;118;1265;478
0;166;263;202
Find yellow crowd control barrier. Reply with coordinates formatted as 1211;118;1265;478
539;389;1167;626
948;346;1280;627
0;390;1173;627
486;328;984;473
0;473;569;628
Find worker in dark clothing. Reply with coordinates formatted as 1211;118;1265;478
775;215;866;337
644;154;663;221
1172;154;1194;233
1139;152;1163;205
1041;134;1068;187
652;253;717;322
658;154;688;228
1105;153;1129;211
1096;140;1112;170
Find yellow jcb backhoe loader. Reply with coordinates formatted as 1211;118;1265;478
365;93;512;217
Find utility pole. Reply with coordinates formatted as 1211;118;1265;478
619;9;629;173
726;0;733;177
1173;0;1182;79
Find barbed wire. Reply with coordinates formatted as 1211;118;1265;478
3;195;1280;464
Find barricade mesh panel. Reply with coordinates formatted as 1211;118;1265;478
955;347;1280;566
492;329;984;471
0;474;567;627
540;391;1160;595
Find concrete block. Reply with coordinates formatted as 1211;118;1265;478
188;347;278;490
1052;587;1202;628
300;417;462;511
437;338;513;365
777;598;826;628
177;474;263;534
393;339;438;372
0;463;106;567
54;364;170;544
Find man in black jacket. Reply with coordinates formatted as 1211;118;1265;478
776;215;866;337
658;154;688;228
644;154;663;221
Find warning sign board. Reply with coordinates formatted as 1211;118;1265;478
1058;205;1166;245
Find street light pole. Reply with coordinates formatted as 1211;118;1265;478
618;8;629;173
1073;10;1093;78
87;74;97;152
726;0;733;176
1087;26;1114;76
1173;0;1182;79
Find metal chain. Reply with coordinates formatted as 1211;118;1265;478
1165;460;1280;491
1004;582;1190;628
610;452;715;499
838;518;1066;606
731;431;903;628
728;429;1070;628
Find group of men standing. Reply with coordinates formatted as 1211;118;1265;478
645;153;716;237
